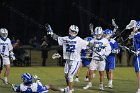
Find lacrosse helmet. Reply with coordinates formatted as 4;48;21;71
84;37;93;42
0;28;8;39
103;29;113;39
94;26;103;39
21;73;33;84
69;25;79;37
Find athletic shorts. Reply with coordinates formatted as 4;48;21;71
64;59;81;77
89;59;106;71
105;56;115;70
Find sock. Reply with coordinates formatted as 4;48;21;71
109;80;112;85
4;77;8;83
100;82;103;87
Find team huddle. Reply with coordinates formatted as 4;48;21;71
0;19;140;93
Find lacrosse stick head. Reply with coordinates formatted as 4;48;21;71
126;20;136;29
52;53;61;59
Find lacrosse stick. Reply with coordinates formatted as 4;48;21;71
119;45;135;54
0;78;13;86
113;20;136;40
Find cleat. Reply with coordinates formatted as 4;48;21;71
99;84;104;91
74;78;80;82
84;78;89;82
105;84;113;89
63;87;69;93
83;83;92;89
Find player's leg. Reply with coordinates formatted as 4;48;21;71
64;60;69;86
83;60;97;89
106;56;115;88
135;57;140;93
83;60;91;81
3;58;10;84
68;60;81;92
99;60;106;91
74;62;82;82
4;64;10;84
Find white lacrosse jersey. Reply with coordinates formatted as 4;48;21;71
58;36;89;60
90;37;111;60
0;38;13;56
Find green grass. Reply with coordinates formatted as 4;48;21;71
0;67;137;93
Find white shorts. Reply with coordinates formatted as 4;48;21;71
89;59;106;71
64;59;81;77
2;57;10;65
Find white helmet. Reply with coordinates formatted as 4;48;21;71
69;25;79;37
0;28;8;39
94;27;103;39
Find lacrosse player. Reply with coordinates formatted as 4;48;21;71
74;37;93;82
12;73;64;93
103;29;119;88
0;28;15;84
46;24;89;93
133;27;140;93
83;27;111;90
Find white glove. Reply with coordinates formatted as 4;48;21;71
135;51;140;56
9;51;16;60
33;75;40;80
101;55;106;60
112;49;120;54
45;23;54;35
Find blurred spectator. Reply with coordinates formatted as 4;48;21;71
29;36;40;48
116;36;124;66
40;36;49;66
13;39;30;66
126;39;133;66
57;46;65;66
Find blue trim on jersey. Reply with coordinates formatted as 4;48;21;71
105;55;115;70
71;61;79;75
134;56;140;72
0;37;7;41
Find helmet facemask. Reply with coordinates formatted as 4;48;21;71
94;27;103;39
0;28;8;39
69;25;79;37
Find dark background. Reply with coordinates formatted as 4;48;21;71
0;0;140;44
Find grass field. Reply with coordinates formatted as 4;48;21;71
0;66;137;93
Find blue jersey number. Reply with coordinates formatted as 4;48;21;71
66;44;75;53
2;46;6;53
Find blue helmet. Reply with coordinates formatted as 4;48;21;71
104;29;113;35
84;37;93;42
21;73;33;84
